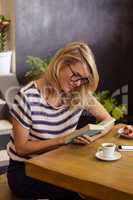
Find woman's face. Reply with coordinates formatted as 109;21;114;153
58;62;91;93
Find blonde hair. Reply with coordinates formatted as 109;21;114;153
43;41;99;109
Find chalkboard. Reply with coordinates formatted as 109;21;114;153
15;0;133;114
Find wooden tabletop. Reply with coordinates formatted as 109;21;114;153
26;124;133;200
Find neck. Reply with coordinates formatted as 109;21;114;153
35;77;64;108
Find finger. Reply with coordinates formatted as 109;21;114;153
73;138;86;145
77;136;91;144
89;132;103;141
81;135;93;142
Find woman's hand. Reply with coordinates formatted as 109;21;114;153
56;128;109;146
72;135;93;145
56;133;93;145
58;132;103;145
72;131;107;145
88;131;108;142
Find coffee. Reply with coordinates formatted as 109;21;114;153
104;144;113;147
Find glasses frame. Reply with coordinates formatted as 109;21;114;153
68;65;90;85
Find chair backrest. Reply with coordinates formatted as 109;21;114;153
0;74;20;109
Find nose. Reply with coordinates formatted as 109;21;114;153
75;80;81;87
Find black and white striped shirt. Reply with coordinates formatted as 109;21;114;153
7;81;83;161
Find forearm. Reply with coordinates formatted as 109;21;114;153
87;96;112;121
15;136;65;156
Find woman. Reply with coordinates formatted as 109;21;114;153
7;41;112;199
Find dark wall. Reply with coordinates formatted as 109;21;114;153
15;0;133;114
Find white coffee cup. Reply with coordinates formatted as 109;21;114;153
98;143;116;157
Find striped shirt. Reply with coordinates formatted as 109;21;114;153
7;81;83;161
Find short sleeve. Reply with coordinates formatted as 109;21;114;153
10;90;32;129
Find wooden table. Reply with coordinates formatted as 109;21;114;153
26;124;133;200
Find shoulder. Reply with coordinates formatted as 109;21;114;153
16;81;39;100
21;81;37;95
12;81;40;108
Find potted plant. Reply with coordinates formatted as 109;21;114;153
0;15;12;75
95;90;127;122
25;55;51;81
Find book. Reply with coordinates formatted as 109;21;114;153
98;118;116;134
0;120;13;135
64;118;116;144
0;149;9;167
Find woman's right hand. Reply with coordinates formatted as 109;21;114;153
72;135;92;145
56;133;92;145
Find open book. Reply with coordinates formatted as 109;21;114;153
64;118;116;144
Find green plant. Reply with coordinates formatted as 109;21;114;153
25;56;51;80
95;90;127;121
0;15;10;52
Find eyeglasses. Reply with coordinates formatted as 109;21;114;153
68;65;89;85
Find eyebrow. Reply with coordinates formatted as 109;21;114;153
74;70;89;79
69;63;90;78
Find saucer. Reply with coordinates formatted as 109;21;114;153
118;128;133;139
95;151;121;161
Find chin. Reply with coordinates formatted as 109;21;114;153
64;89;70;94
63;84;75;94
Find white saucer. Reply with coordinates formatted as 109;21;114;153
118;128;133;139
95;151;121;161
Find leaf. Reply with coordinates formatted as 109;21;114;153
112;107;124;120
110;98;117;105
25;56;51;80
119;104;128;114
95;90;109;104
103;99;113;113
